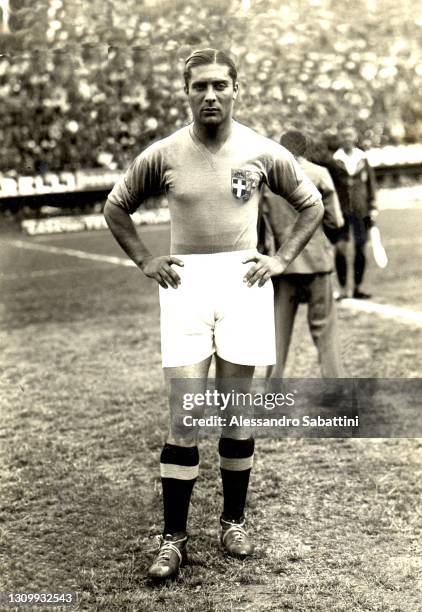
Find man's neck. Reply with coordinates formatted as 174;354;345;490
192;119;234;152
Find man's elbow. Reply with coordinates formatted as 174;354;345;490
103;198;126;224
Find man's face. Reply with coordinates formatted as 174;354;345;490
340;128;357;150
185;63;238;127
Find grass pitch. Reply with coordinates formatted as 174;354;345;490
0;207;421;611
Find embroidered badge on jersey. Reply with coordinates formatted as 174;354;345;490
231;169;257;202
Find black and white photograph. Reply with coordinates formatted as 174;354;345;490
0;1;421;610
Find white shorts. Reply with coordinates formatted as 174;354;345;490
159;249;276;368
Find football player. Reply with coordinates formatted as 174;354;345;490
104;48;323;580
330;126;377;299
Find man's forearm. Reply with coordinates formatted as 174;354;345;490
103;200;152;268
274;201;324;268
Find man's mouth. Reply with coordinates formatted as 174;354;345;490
202;107;219;113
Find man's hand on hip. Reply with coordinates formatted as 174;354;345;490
242;254;286;287
141;255;184;289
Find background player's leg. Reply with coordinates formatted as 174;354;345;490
267;276;299;379
334;214;350;299
307;273;344;378
335;239;349;297
352;216;370;298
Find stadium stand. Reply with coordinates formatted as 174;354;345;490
0;0;420;179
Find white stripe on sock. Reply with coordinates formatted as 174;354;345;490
160;463;199;480
219;456;254;471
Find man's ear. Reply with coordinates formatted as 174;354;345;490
233;81;239;101
184;84;189;95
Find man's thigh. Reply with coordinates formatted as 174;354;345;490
336;214;351;247
349;214;368;248
307;273;336;335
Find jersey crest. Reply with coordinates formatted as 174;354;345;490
231;169;257;202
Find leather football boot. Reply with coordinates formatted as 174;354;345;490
147;532;188;580
220;516;254;558
353;289;372;299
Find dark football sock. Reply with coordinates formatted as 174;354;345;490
335;252;347;288
160;443;199;535
219;437;255;522
354;247;366;287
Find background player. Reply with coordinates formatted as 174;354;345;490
329;126;378;299
104;49;323;581
259;130;345;379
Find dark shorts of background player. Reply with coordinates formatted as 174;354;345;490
337;213;370;247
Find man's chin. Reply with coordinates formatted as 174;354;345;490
199;116;222;126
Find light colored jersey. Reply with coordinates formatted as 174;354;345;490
108;121;321;255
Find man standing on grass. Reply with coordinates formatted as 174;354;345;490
330;126;377;300
259;130;345;378
104;48;323;581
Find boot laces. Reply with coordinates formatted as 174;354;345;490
222;521;247;544
154;535;185;565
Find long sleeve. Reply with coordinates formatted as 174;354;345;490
365;159;377;209
318;168;344;230
264;147;322;213
107;144;167;214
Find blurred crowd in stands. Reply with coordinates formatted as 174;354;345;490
0;0;420;176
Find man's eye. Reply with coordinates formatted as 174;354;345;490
215;83;227;90
194;84;206;91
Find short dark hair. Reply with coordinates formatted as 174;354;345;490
280;130;308;157
184;48;237;88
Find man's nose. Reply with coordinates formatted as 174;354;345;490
205;85;217;102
